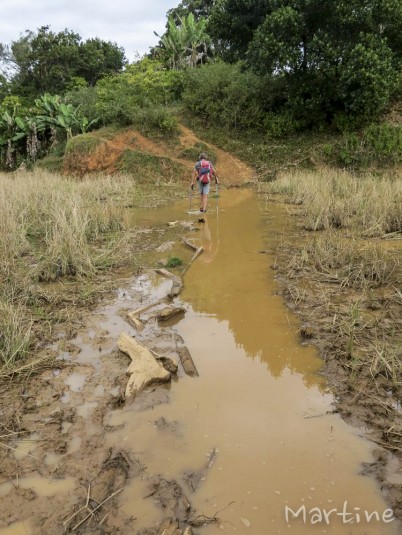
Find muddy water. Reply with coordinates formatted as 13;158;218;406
103;190;399;534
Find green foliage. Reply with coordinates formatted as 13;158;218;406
182;62;267;130
95;58;183;127
0;92;97;170
208;0;268;62
65;134;103;156
1;26;126;100
117;149;185;183
130;107;180;139
154;13;211;69
326;124;402;168
339;35;398;121
208;0;402;127
178;142;217;163
167;0;216;21
166;256;183;268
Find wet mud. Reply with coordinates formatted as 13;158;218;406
0;190;401;535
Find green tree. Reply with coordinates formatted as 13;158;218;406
167;0;216;21
0;26;126;101
209;0;402;126
155;13;211;69
77;38;126;86
208;0;269;62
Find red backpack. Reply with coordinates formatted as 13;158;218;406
198;159;212;184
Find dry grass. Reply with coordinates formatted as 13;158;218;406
288;232;399;288
0;300;32;369
0;169;144;371
261;169;402;236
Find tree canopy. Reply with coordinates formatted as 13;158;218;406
207;0;402;126
0;26;126;100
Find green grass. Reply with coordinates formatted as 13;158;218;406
117;149;186;183
181;115;334;179
166;256;183;268
178;142;217;164
65;133;105;155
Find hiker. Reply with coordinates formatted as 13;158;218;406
191;153;217;213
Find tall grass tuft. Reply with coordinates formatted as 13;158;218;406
0;300;32;369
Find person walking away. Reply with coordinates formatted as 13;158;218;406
191;153;217;213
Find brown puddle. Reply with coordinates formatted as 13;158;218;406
102;190;399;534
1;189;399;535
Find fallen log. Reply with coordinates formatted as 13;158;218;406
182;237;198;252
130;299;165;317
118;333;171;398
127;311;143;329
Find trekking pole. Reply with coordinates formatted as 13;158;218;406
189;185;193;212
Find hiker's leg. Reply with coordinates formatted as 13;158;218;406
202;183;210;211
202;193;208;211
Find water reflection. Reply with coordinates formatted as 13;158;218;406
182;190;323;384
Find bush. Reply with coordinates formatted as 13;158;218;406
129;107;179;139
328;123;402;168
95;58;183;128
182;62;267;130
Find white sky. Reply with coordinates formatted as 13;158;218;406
0;0;180;61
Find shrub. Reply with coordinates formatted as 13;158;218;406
328;123;402;168
182;62;266;130
166;256;183;268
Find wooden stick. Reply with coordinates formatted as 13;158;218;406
182;237;198;251
181;247;203;277
156;268;176;279
130;299;164;317
127;312;143;329
156;268;184;298
72;487;123;531
176;346;199;377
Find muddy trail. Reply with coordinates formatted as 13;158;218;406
0;138;401;534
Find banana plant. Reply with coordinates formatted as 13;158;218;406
34;93;98;138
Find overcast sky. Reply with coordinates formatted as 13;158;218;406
0;0;180;61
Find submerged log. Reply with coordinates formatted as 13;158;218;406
130;299;164;317
175;345;199;377
175;334;199;377
181;246;204;277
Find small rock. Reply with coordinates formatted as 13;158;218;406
241;518;251;528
